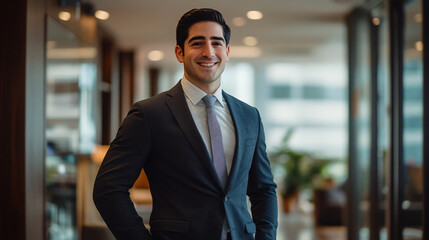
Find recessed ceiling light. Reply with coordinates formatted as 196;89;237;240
243;36;258;46
247;11;263;20
232;17;246;27
415;41;423;52
372;17;380;26
95;10;110;20
148;50;164;61
58;11;71;21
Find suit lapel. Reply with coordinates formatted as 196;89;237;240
222;92;247;192
166;82;224;191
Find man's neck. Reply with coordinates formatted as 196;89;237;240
184;77;221;94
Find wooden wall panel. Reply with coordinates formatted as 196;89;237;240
0;0;46;240
149;67;160;97
0;1;27;239
101;39;114;145
0;0;29;239
119;51;135;122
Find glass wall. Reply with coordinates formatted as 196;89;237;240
354;27;372;240
348;0;427;239
375;5;389;240
263;62;347;159
402;0;423;238
347;8;372;240
45;17;97;240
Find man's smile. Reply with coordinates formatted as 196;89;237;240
196;58;219;68
198;62;217;67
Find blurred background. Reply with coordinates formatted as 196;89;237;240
1;0;427;240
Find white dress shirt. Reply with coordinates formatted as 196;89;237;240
181;77;236;174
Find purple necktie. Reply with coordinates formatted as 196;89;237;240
202;94;228;189
203;94;229;240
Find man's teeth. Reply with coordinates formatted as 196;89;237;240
199;63;216;67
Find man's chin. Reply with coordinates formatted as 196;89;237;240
196;75;220;84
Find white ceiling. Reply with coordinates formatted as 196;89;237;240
90;0;359;64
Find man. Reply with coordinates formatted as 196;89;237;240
93;8;278;240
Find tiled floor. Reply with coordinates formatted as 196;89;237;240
277;212;346;240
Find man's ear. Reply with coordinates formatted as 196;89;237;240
226;45;230;62
175;45;184;63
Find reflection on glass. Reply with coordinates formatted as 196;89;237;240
402;0;423;239
352;18;372;240
264;63;347;158
45;17;97;240
376;6;389;240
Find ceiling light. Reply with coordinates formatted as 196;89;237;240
95;10;110;20
243;36;258;46
58;11;71;21
415;41;423;52
414;13;422;23
148;50;164;61
232;17;246;27
372;17;380;26
247;11;263;20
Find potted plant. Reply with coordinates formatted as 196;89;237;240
270;130;332;213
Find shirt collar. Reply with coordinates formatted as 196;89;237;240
181;77;225;107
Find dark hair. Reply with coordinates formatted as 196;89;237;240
176;8;231;53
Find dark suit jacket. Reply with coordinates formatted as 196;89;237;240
93;82;278;240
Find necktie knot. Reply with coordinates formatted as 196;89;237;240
202;94;217;108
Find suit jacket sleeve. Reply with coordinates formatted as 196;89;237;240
247;109;278;240
93;103;153;240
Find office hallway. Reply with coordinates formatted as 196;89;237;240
3;0;428;239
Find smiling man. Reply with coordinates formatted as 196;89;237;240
93;8;278;240
175;20;229;93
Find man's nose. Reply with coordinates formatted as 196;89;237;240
201;43;215;57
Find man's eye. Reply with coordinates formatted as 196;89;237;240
213;42;223;46
192;42;203;46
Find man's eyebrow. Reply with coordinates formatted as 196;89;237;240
188;36;225;43
188;36;205;43
211;36;225;42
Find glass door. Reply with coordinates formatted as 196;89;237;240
45;17;97;240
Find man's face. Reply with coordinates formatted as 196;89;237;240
175;21;230;91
